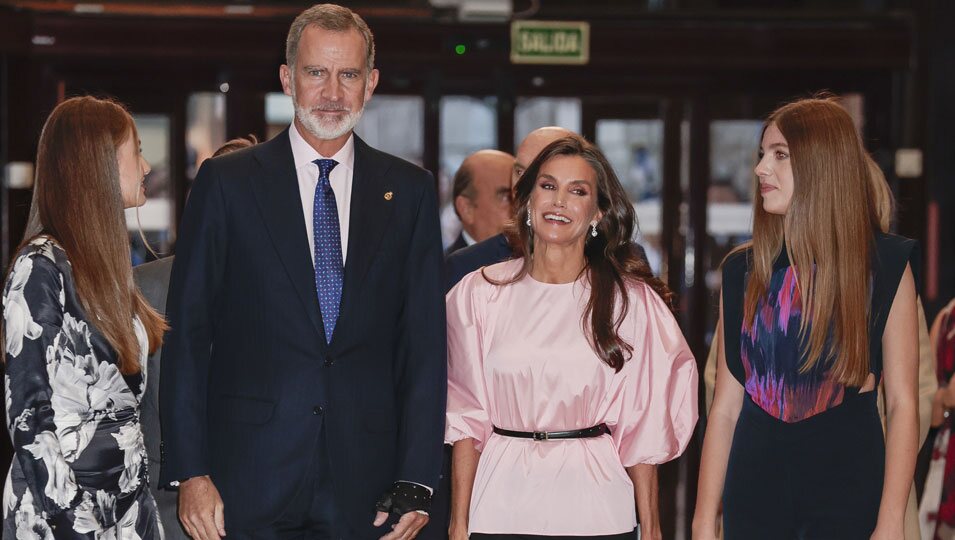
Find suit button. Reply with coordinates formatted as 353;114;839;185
313;406;325;415
324;357;334;367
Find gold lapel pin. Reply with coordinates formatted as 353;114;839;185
384;191;393;201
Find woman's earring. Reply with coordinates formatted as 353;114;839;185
590;222;598;237
526;210;532;227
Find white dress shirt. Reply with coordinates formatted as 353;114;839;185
289;124;434;501
288;122;354;265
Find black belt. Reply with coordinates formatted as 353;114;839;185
492;423;610;441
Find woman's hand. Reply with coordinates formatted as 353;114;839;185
873;263;918;540
690;518;720;540
694;300;744;540
869;523;904;540
448;520;469;540
627;463;660;540
640;523;663;540
449;440;480;540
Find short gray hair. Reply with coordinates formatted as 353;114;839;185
286;4;376;71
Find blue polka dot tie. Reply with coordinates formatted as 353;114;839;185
313;158;342;344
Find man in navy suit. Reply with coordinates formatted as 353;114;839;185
160;5;446;540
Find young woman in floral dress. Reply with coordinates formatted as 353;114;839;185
2;96;167;539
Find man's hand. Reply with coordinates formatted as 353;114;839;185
373;480;431;538
374;510;429;540
179;475;226;540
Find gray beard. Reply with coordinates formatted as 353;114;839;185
293;99;363;141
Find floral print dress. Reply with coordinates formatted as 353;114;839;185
2;237;163;539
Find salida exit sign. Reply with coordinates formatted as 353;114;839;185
510;20;590;65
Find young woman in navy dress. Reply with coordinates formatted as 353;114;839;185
694;97;919;540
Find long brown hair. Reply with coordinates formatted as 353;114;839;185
9;96;167;374
493;136;672;372
737;96;879;386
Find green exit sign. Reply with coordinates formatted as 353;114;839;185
511;20;590;65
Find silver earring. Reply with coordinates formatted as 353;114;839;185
526;210;532;227
590;222;598;237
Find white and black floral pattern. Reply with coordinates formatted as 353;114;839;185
4;255;44;358
2;237;163;539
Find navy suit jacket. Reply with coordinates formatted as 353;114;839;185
159;130;447;537
443;233;468;257
444;233;512;292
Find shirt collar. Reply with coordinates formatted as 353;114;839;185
288;122;355;172
461;229;476;246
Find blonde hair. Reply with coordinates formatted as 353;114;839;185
866;155;894;233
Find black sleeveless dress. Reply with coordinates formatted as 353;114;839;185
719;232;918;539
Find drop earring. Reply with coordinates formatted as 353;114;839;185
590;222;598;237
526;209;532;227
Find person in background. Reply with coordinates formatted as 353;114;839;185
446;149;515;255
446;136;698;540
445;127;576;289
920;296;955;539
694;96;919;540
209;134;259;158
2;95;167;539
133;135;258;540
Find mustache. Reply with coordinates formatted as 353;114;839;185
309;104;351;113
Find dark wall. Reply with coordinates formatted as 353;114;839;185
923;0;955;316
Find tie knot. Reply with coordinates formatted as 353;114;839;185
314;158;339;179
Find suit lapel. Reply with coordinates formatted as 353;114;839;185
335;136;396;344
249;130;327;347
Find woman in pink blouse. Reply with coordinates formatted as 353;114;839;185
445;136;699;540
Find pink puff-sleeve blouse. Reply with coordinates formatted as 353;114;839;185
445;259;698;536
